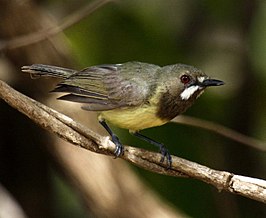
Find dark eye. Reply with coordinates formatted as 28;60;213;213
180;75;191;84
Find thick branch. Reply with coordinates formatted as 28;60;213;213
0;79;265;204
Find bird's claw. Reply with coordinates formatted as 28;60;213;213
159;144;172;169
111;134;124;158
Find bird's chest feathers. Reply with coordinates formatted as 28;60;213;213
100;105;167;131
100;85;204;131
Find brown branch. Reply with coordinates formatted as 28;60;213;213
173;116;266;151
0;79;265;204
0;0;113;51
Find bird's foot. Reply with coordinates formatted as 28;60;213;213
99;119;124;158
159;144;172;169
131;131;172;169
111;134;124;158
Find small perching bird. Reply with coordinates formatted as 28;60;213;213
22;61;224;168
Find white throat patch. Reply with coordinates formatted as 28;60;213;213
180;85;201;100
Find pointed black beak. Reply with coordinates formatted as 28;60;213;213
201;79;224;87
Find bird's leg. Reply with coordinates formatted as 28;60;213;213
99;120;124;157
130;131;172;169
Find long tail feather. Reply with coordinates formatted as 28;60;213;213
21;64;77;79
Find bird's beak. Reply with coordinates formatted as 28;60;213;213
201;79;224;87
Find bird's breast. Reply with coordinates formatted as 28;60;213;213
99;105;167;131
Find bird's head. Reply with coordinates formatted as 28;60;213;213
168;64;224;101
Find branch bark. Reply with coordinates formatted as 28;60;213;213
0;79;265;204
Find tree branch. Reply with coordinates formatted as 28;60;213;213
0;0;113;51
173;116;266;152
0;79;265;204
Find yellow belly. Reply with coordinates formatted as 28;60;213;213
99;105;167;131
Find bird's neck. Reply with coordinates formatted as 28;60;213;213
156;89;203;121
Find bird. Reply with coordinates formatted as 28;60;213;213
22;61;224;168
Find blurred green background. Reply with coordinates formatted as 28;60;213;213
1;0;266;217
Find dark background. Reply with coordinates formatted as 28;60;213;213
0;0;265;217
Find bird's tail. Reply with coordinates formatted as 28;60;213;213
21;64;77;79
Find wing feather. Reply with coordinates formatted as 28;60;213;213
52;62;159;111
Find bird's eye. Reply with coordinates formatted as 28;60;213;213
180;75;191;84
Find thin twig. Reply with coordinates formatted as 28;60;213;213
0;79;265;203
173;116;266;151
0;0;113;51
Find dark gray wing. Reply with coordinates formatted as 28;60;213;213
53;62;159;111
